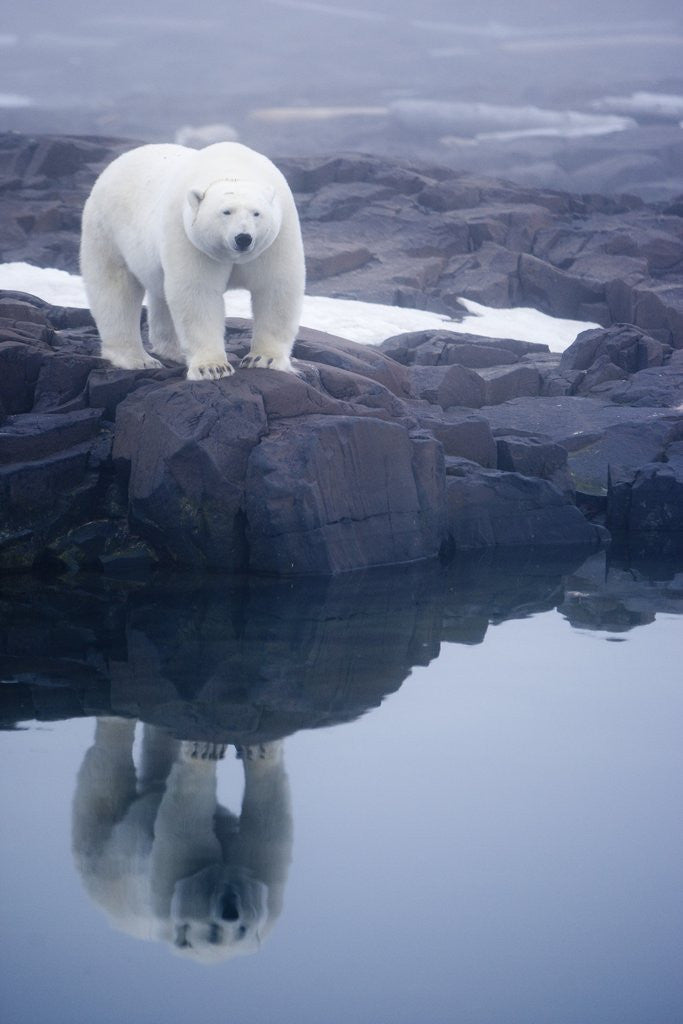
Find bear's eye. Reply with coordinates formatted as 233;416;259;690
253;211;260;217
222;209;232;216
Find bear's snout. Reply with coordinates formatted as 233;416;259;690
234;233;253;252
220;886;240;921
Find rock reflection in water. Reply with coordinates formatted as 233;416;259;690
1;549;682;743
72;719;291;963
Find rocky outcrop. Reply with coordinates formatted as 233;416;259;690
0;291;611;575
0;133;681;572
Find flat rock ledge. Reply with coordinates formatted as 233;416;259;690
5;290;682;576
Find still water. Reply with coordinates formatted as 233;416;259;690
1;550;682;1024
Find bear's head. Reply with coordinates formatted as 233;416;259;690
183;179;282;263
167;864;270;964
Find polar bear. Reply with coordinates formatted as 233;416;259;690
72;719;293;963
80;142;305;379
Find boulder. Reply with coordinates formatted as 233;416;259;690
379;329;548;368
608;461;683;550
416;412;497;467
605;350;683;408
245;416;445;574
479;364;543;405
495;433;574;497
559;324;671;395
443;460;605;551
567;419;682;497
408;364;485;409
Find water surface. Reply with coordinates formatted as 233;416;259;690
1;551;682;1024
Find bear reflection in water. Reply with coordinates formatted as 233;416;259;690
72;718;292;963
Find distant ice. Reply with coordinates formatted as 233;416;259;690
500;33;683;52
251;106;388;123
0;262;599;353
87;16;220;33
591;92;683;121
412;19;523;39
27;33;118;50
0;93;34;108
263;0;386;22
390;100;635;141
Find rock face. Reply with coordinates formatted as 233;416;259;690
0;132;681;572
0;291;610;575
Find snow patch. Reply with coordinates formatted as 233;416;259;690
0;262;599;354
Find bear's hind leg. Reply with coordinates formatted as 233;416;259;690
147;291;184;363
83;248;162;370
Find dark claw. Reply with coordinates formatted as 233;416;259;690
267;357;274;367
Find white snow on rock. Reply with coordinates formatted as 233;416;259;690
0;262;599;353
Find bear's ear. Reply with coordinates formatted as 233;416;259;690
186;188;204;214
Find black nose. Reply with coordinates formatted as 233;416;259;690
235;233;252;251
220;889;240;921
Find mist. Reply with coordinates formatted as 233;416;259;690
2;1;683;195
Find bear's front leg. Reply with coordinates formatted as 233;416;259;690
164;264;234;380
241;276;303;373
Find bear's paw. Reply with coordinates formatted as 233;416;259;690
241;352;294;373
186;358;235;381
101;347;164;371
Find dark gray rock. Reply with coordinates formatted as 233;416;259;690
496;434;574;497
665;440;683;473
443;462;605;551
305;241;374;281
477;395;680;448
438;243;520;307
113;379;269;570
0;342;47;415
379;329;549;368
417;412;497;468
561;324;669;373
568;419;682;497
416;340;518;369
245;416;445;574
608;461;683;549
559;324;671;395
0;408;102;464
0;436;110;571
408;364;485;409
473;396;683;497
479;364;543;405
605;350;683;408
518;252;607;322
293;326;410;397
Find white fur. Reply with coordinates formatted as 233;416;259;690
80;142;305;379
72;720;293;963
